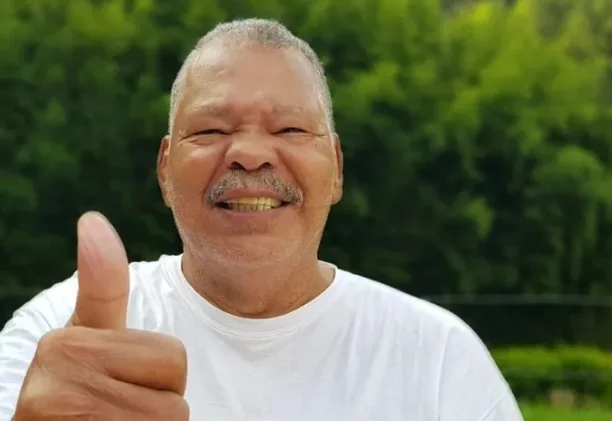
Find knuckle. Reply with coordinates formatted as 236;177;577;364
36;329;71;364
175;397;191;420
149;334;187;393
166;336;188;373
148;333;187;374
35;327;93;369
161;395;190;420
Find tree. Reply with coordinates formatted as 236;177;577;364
1;0;612;346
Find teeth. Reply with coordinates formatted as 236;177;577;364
224;197;282;212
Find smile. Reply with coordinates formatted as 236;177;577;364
216;197;289;212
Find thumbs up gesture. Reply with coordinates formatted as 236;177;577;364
13;212;189;420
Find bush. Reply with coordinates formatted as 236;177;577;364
493;346;612;406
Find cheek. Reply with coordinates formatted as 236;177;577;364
168;147;217;204
287;150;337;208
308;170;336;208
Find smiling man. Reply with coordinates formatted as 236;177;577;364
0;19;523;421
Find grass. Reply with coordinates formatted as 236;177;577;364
522;404;612;420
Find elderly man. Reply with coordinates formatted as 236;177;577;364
0;18;523;421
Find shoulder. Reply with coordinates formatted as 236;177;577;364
333;267;492;370
335;267;500;361
334;267;476;337
334;269;521;420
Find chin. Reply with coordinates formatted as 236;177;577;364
199;235;302;270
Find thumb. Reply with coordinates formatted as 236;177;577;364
68;211;130;329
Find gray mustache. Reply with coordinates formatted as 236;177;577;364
206;170;302;204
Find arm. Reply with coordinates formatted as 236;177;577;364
438;323;524;421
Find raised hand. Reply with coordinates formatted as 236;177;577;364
13;212;189;420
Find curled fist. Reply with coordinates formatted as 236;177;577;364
13;213;189;420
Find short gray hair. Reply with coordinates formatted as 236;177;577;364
168;18;334;134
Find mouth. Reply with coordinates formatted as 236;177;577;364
215;197;291;212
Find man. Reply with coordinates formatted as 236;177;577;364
0;18;524;420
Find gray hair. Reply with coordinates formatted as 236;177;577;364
168;18;334;134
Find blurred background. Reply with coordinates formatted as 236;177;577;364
2;0;612;419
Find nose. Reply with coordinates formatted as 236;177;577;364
224;135;278;171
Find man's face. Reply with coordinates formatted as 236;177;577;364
158;42;343;268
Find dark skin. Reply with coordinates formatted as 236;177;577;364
14;213;190;420
13;40;343;420
157;41;344;318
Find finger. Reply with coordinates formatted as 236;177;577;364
16;366;189;421
61;328;188;395
97;376;190;420
69;212;130;329
101;330;188;395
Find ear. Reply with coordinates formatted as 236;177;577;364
331;133;344;205
157;135;172;208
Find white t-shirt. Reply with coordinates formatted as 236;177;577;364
0;255;523;421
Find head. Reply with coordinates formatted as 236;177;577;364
157;19;343;275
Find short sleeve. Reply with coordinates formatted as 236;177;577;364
438;322;524;421
480;392;525;421
0;278;77;420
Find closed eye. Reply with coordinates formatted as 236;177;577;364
195;129;228;135
277;127;307;134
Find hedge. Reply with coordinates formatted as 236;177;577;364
493;346;612;406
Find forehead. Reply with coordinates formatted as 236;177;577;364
179;42;324;118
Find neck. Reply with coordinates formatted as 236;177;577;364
181;250;334;318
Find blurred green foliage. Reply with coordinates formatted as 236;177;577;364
2;0;612;346
494;346;612;406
